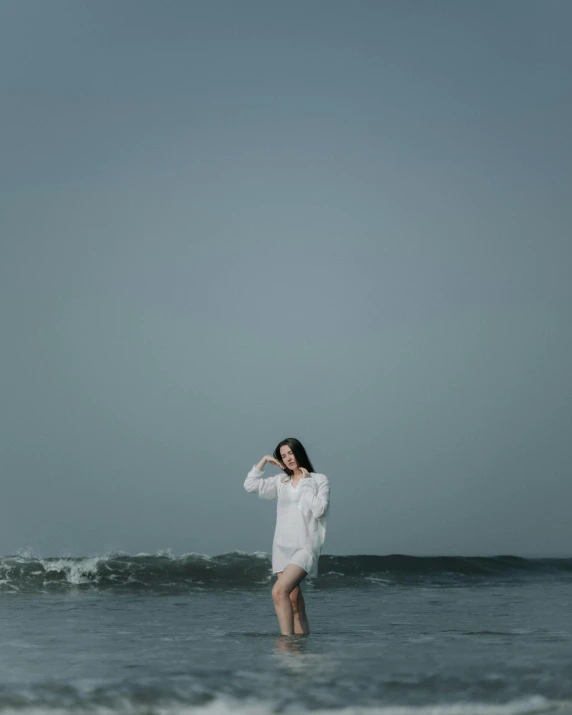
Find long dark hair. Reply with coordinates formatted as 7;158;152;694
273;437;315;481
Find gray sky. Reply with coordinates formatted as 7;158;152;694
1;0;571;558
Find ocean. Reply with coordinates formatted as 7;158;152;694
1;552;572;715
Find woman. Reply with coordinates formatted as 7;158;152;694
244;437;330;636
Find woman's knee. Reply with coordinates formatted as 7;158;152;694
272;581;289;602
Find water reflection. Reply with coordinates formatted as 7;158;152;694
273;635;308;654
272;636;339;683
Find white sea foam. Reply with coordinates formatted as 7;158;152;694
0;694;569;715
193;696;571;715
180;551;215;560
40;556;103;585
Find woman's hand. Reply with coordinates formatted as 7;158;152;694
267;456;286;470
255;455;286;472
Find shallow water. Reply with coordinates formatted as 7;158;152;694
1;553;572;714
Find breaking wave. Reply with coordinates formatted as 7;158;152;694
1;552;571;593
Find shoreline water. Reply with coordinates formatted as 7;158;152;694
2;552;571;714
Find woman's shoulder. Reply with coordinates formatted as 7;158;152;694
310;472;329;484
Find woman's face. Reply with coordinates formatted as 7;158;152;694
279;445;297;470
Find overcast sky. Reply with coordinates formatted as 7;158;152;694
1;1;571;559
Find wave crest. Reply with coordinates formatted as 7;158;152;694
1;552;571;593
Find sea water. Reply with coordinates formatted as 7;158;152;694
1;552;572;714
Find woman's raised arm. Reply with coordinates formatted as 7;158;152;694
243;456;284;500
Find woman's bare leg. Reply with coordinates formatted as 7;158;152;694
277;578;309;634
290;584;310;635
272;564;307;635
